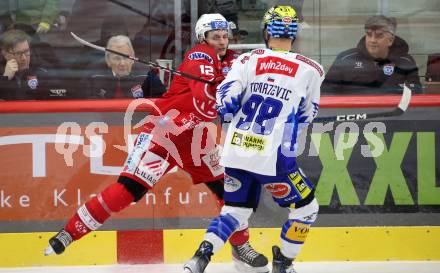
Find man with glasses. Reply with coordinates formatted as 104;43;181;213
323;15;422;94
0;29;38;100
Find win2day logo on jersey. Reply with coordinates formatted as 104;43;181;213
256;56;299;77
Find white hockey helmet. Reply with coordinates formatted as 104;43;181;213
195;13;229;42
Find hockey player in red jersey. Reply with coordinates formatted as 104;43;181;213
44;13;268;272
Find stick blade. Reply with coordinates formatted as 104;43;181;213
70;32;106;52
398;84;412;112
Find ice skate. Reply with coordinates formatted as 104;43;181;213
183;240;214;273
231;241;269;273
271;246;297;273
44;229;73;256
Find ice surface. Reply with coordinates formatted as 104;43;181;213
1;261;439;273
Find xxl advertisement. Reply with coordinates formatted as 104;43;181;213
0;100;439;232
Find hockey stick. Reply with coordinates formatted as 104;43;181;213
314;85;412;122
70;32;213;84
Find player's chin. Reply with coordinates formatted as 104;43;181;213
217;48;227;57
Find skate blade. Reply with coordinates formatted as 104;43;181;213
232;257;269;273
44;246;54;256
182;268;193;273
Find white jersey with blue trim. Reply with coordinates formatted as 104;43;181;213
216;48;324;176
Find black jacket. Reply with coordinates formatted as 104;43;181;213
322;36;422;94
84;63;166;99
0;65;57;100
0;58;77;100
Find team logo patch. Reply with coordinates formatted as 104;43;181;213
222;66;231;76
285;221;310;243
131;84;144;98
264;182;291;198
224;174;242;192
256;56;299;77
75;220;88;234
383;64;394;75
188;52;214;64
27;75;38;89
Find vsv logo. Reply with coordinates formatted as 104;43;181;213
256;56;299;77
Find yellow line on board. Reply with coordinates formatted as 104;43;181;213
164;226;440;263
0;226;439;267
0;231;117;267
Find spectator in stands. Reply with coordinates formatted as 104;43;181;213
323;15;422;94
84;35;166;99
7;22;60;68
9;0;60;35
73;15;129;74
228;21;248;45
0;29;46;100
0;29;73;100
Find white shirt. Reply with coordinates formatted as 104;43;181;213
216;48;324;176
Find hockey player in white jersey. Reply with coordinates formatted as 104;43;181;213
183;5;324;273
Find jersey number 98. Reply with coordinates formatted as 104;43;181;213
236;94;283;135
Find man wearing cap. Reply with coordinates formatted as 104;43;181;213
323;15;422;94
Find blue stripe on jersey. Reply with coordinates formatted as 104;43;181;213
206;213;239;242
217;81;234;103
312;102;319;118
217;81;242;118
277;106;299;173
296;97;308;123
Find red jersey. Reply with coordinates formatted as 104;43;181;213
220;49;240;77
123;45;240;186
153;44;222;126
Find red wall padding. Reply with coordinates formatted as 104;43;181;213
0;95;439;113
117;230;164;264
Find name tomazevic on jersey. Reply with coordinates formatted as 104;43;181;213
217;48;324;176
249;82;292;101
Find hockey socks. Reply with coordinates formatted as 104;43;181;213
229;227;249;246
64;182;134;240
205;214;239;252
